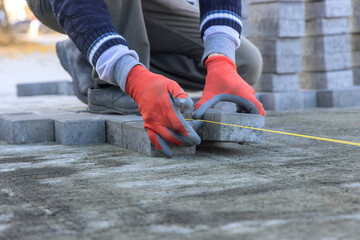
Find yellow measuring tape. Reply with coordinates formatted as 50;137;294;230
186;119;360;147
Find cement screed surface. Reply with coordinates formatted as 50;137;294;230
1;96;360;240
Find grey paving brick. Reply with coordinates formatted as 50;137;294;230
254;73;299;92
106;120;195;157
306;18;350;36
251;0;304;3
16;81;74;97
351;34;360;67
249;2;305;38
258;92;304;111
0;113;54;144
184;109;264;144
350;16;360;33
302;35;352;71
353;68;360;85
300;70;354;90
250;2;305;20
251;38;302;74
53;114;106;145
212;102;238;112
250;19;305;38
302;90;318;109
305;0;352;20
58;81;75;95
317;87;360;107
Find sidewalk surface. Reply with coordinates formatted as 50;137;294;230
1;95;360;240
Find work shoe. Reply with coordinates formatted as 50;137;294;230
88;86;139;115
56;39;94;104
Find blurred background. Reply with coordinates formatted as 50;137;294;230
0;0;68;96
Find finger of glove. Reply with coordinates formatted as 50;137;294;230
246;95;266;116
172;95;193;112
167;96;201;145
193;96;220;119
147;129;173;158
193;94;260;119
167;80;189;100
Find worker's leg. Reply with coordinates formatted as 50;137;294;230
26;0;64;33
26;0;141;114
142;0;263;90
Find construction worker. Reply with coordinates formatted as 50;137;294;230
27;0;266;157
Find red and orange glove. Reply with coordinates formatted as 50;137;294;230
126;65;201;157
193;55;266;119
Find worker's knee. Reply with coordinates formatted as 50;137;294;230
26;0;65;33
236;40;263;86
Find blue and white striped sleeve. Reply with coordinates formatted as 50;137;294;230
50;0;140;91
199;0;243;64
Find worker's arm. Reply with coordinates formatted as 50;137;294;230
50;0;201;157
194;0;266;118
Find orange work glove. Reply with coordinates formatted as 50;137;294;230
126;65;201;157
193;55;266;119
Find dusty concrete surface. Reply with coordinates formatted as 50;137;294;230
1;96;360;239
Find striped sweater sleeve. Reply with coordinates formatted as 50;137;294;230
199;0;243;63
50;0;140;90
199;0;243;39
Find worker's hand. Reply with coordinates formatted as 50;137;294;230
193;55;266;119
126;65;201;157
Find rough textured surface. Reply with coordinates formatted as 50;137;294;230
251;38;303;74
300;70;354;90
197;109;265;144
107;119;196;157
1;107;360;240
305;0;352;20
16;81;74;97
306;18;350;36
54;115;106;146
258;92;304;111
302;35;352;72
317;87;360;108
0;113;54;144
254;73;299;92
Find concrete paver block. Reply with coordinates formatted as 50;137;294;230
193;109;265;144
302;35;352;72
353;68;360;86
350;16;360;33
351;34;360;67
305;0;352;20
251;38;302;74
0;113;54;144
16;81;74;97
54;114;106;145
258;92;304;111
317;87;360;108
250;19;305;38
306;18;350;36
254;73;299;92
250;2;305;20
300;70;354;90
106;120;196;157
248;2;305;38
302;90;318;109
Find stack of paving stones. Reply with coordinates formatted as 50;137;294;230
248;0;305;111
0;109;265;157
300;0;360;108
350;0;360;85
